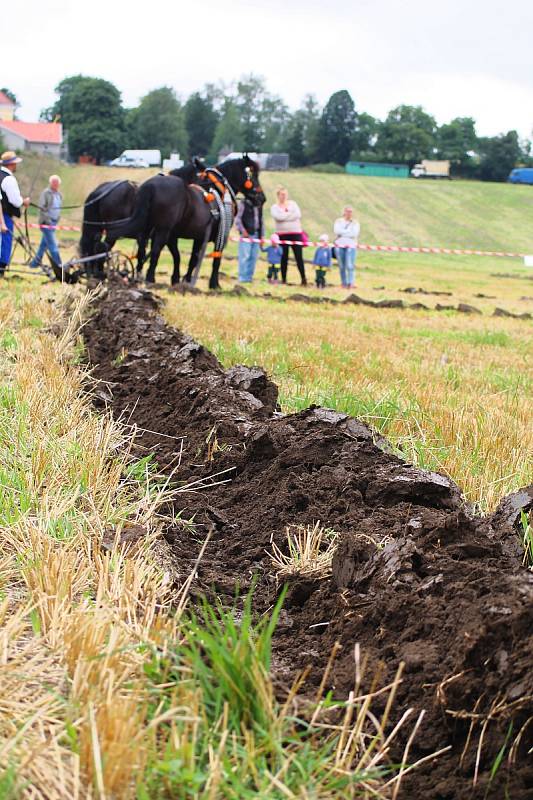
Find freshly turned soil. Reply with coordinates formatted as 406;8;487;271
84;282;533;800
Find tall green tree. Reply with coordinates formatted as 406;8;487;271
436;117;477;173
376;105;436;164
286;119;306;167
61;77;125;162
317;90;357;165
41;75;88;123
297;94;321;164
128;87;188;158
209;100;244;161
261;96;290;152
235;75;269;151
477;130;521;181
351;112;380;160
184;92;218;156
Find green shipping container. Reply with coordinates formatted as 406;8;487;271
345;161;409;178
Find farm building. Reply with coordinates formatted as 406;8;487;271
0;120;63;159
346;161;409;178
0;91;16;121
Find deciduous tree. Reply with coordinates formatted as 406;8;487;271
184;92;218;156
209;100;244;161
477;130;521;181
62;77;125;162
128;87;188;159
436;117;477;173
376;105;436;165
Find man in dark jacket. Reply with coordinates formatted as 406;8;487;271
235;196;263;283
30;174;63;270
0;151;30;276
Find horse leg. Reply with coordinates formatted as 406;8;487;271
145;229;167;285
167;237;181;285
209;255;222;290
136;235;148;276
183;239;202;283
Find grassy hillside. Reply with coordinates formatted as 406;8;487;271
16;153;533;253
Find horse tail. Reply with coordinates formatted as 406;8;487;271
110;181;155;240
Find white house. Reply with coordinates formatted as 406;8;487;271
0;120;63;159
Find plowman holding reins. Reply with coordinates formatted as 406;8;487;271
0;151;30;276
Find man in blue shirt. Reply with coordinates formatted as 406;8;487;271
31;174;63;271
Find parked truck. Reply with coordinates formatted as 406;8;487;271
410;160;450;179
109;149;161;168
508;168;533;185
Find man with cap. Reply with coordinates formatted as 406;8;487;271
0;151;30;276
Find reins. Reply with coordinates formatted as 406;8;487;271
29;180;131;212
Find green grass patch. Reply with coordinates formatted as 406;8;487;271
139;588;393;799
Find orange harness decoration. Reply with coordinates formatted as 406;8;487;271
190;180;231;261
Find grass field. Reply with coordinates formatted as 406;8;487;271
1;154;532;795
16;153;533;252
6;157;533;514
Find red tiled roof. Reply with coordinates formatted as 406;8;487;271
0;91;15;106
0;120;62;144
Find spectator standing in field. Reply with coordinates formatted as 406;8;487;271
261;233;283;283
270;187;307;285
0;151;30;277
235;195;263;283
313;234;332;289
30;175;63;271
334;205;360;288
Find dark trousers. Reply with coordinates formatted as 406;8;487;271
267;265;280;280
315;268;327;288
280;232;306;284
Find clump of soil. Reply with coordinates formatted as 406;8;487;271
84;283;533;800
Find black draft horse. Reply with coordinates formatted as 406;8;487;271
111;157;265;289
79;180;138;264
79;164;203;275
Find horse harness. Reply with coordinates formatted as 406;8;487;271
191;168;237;258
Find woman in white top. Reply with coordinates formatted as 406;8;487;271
333;205;360;288
270;187;307;285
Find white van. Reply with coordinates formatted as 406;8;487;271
109;149;162;168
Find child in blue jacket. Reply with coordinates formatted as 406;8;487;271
262;233;283;283
313;234;332;289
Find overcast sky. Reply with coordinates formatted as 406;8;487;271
5;0;533;138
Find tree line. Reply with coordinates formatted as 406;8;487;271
35;74;533;181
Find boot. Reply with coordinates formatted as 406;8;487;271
0;262;7;277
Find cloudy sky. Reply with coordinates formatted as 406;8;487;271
5;0;533;138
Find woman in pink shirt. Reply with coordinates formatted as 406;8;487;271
270;187;307;285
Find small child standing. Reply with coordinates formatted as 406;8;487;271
262;233;283;283
313;234;332;289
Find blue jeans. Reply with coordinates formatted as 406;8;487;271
337;245;356;286
238;239;260;282
31;226;61;267
0;214;14;271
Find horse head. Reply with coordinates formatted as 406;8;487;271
218;155;266;207
242;154;266;206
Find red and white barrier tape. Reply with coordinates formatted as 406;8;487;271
26;221;81;232
20;223;527;259
231;235;527;259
